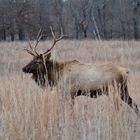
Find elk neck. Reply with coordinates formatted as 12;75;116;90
45;59;65;86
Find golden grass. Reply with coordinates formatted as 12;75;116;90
0;40;140;140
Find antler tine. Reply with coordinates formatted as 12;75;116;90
37;28;43;40
24;41;36;56
32;28;43;56
56;27;68;42
24;48;36;56
35;28;43;48
29;41;33;50
43;26;67;55
50;26;56;40
25;29;42;57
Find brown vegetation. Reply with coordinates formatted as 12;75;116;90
1;40;140;140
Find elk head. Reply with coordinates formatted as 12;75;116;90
22;27;67;86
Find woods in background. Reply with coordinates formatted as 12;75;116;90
0;0;140;41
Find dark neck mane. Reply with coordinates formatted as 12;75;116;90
45;59;79;86
45;60;65;86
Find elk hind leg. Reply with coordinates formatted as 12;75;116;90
120;84;139;114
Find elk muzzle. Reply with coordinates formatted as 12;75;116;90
22;66;28;73
22;65;35;73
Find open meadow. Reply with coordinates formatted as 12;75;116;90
0;40;140;140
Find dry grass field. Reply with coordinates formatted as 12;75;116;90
0;40;140;140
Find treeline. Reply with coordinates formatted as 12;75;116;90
0;0;140;41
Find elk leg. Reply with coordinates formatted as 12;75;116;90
90;90;98;98
120;84;139;114
77;90;82;96
72;90;82;98
74;88;106;99
90;86;109;98
90;89;102;98
75;90;89;97
103;86;109;96
71;90;82;104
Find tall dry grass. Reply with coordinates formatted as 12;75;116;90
0;40;140;140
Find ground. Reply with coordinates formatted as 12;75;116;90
0;40;140;140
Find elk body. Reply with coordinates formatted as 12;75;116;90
22;27;139;114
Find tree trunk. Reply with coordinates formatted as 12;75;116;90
75;20;79;39
83;29;87;38
3;29;6;41
19;29;24;40
102;3;107;39
133;18;139;40
11;33;15;41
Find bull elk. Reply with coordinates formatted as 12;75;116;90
22;27;139;114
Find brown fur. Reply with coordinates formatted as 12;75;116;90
22;53;139;114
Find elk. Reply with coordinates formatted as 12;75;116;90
22;27;139;114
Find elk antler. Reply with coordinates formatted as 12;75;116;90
24;28;43;56
43;26;67;56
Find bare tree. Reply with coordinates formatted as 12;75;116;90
68;0;93;38
132;0;140;39
0;0;140;40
